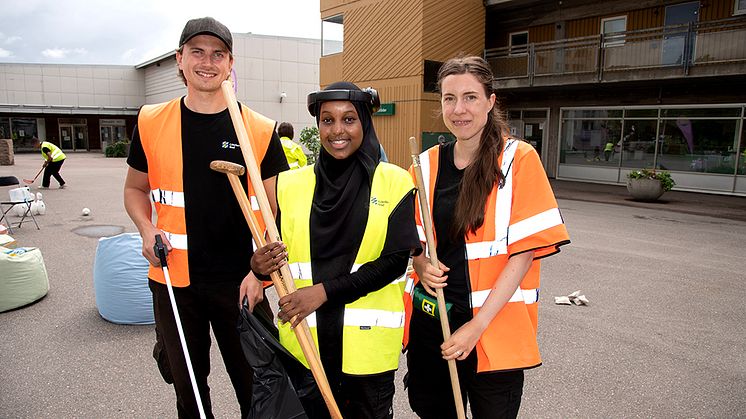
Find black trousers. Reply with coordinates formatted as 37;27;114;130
305;370;396;419
406;310;524;419
150;279;264;419
42;159;65;187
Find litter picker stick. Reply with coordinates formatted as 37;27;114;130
408;137;466;419
209;160;341;419
153;235;206;419
23;166;44;184
218;79;343;419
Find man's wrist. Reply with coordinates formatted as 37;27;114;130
253;270;270;282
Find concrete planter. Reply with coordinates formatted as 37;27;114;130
627;178;664;201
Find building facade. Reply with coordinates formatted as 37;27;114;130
0;33;320;153
320;0;746;195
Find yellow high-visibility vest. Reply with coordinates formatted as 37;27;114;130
40;141;66;162
277;162;414;375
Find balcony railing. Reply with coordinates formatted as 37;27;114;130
484;16;746;87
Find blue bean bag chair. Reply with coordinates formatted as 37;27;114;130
93;233;154;325
0;247;49;312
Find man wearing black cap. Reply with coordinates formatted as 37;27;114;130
124;17;289;418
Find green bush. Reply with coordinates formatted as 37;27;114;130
627;169;676;192
105;141;129;158
299;126;320;164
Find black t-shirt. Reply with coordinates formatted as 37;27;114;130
127;98;289;283
432;141;471;313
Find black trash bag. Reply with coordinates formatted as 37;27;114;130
238;302;328;419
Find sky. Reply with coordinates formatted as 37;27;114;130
0;0;321;65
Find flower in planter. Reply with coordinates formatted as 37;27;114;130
627;169;676;192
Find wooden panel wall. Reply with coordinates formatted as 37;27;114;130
320;54;343;87
530;23;556;43
367;76;423;167
342;0;424;82
700;0;735;21
422;0;485;61
566;16;600;38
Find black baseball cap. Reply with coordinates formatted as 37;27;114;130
179;17;233;53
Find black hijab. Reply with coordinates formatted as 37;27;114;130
310;82;381;266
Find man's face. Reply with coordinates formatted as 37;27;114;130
318;101;364;160
176;34;233;93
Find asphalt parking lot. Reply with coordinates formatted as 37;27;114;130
1;152;745;418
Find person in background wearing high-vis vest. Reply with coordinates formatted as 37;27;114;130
33;137;66;189
277;121;308;170
123;17;289;418
250;82;421;418
404;56;570;419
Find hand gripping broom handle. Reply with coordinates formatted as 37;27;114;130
408;137;466;419
218;81;342;419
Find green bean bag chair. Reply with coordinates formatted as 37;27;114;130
0;247;49;312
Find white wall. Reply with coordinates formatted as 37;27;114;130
0;63;144;108
141;34;321;134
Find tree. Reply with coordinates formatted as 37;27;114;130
299;126;320;164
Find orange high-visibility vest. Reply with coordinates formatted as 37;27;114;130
138;97;274;287
404;139;570;372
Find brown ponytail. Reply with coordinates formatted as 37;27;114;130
437;56;510;239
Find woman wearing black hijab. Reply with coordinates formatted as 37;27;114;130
250;82;420;418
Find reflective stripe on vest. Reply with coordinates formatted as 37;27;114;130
304;308;405;329
277;163;414;375
471;288;539;307
150;189;185;207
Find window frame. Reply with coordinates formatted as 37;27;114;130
735;0;746;15
601;15;628;47
321;14;344;57
508;31;529;56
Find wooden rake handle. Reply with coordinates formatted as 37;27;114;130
408;137;466;419
218;80;342;419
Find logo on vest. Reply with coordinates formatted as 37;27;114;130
370;197;389;206
421;299;436;317
222;141;240;149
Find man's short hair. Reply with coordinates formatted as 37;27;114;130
277;122;294;139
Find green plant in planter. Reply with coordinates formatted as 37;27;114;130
627;169;676;192
105;140;129;158
299;126;320;164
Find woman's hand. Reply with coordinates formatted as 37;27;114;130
277;284;327;328
412;253;450;297
441;320;486;361
251;241;287;276
239;271;264;311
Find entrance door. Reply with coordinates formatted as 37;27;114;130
60;125;74;149
523;119;546;158
662;1;699;65
59;124;89;151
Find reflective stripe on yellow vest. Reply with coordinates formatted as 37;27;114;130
404;140;569;372
41;141;66;162
138;97;274;287
277;162;414;375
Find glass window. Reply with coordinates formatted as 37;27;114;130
509;31;528;56
624;109;658;118
737;0;746;15
657;118;739;174
11;118;38;149
423;60;443;93
738;119;746;175
563;109;623;119
560;118;622;166
523;110;547;119
0;117;10;139
508;111;521;120
601;16;627;47
619;120;658;169
322;15;344;56
661;108;741;118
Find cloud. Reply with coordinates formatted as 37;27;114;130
0;48;12;58
4;35;22;45
41;47;88;59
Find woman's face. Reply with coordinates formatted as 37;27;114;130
318;101;364;160
440;73;496;143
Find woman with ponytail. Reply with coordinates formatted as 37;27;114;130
404;56;570;419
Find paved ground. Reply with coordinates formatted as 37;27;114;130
1;153;745;418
